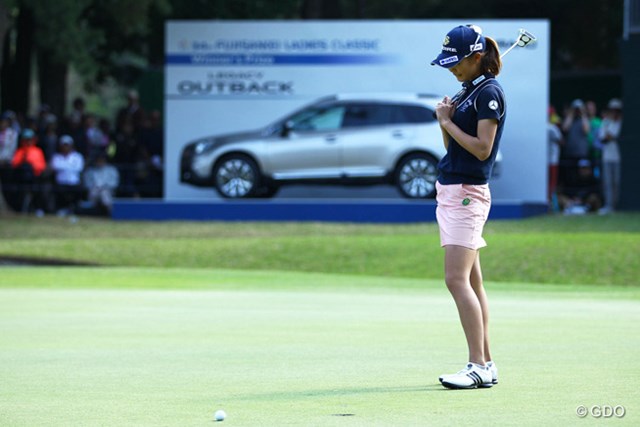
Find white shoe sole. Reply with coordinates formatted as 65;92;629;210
439;375;495;389
439;376;497;384
441;379;493;389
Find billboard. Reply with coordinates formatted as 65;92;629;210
165;20;549;202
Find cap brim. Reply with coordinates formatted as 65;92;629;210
431;52;460;68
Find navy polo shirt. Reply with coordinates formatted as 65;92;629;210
438;73;506;185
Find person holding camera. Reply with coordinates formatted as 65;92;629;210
598;98;623;214
560;99;592;197
562;99;591;161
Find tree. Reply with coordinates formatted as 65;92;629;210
0;0;624;119
0;0;170;118
1;4;34;116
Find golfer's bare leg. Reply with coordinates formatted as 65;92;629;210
470;252;492;362
444;245;485;365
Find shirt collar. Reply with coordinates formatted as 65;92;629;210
463;73;495;89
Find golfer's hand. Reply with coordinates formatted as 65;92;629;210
435;96;455;125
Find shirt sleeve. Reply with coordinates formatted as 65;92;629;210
11;148;24;167
51;154;61;170
475;84;505;122
73;153;85;172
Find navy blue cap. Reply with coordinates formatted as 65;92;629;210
431;25;486;68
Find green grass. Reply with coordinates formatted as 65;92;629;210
0;213;639;286
1;213;639;426
1;267;639;426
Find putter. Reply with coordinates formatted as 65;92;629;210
500;28;537;59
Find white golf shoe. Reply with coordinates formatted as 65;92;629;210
439;362;493;389
487;360;498;385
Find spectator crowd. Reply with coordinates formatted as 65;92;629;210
548;97;623;215
0;91;163;217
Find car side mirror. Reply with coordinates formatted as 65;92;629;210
281;120;294;137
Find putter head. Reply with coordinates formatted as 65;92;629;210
517;29;536;47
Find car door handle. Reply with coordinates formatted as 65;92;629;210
325;134;337;143
392;130;404;138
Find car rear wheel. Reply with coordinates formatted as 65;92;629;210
213;155;260;198
395;153;438;199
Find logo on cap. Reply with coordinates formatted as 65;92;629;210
439;56;459;66
443;36;450;46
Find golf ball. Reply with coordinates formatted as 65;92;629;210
215;410;226;421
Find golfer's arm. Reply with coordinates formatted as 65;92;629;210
440;126;450;150
439;118;498;161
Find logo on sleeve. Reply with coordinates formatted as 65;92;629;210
488;100;499;110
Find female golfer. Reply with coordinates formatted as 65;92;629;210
430;24;505;389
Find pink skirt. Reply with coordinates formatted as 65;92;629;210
435;181;492;250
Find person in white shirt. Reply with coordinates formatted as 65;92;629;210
51;135;85;214
0;112;18;166
598;99;623;214
83;153;119;215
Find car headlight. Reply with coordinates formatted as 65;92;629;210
194;140;215;155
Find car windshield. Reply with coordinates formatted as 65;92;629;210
288;106;345;132
263;98;334;135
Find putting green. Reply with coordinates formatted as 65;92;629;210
0;268;638;426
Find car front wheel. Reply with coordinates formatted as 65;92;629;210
395;153;438;199
213;155;260;198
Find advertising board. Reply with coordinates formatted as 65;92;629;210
165;20;549;202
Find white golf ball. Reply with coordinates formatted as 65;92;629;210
215;410;226;421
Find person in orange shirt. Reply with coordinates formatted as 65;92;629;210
12;129;46;176
11;129;47;213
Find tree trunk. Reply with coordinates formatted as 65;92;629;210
11;7;34;115
0;26;14;114
38;51;68;119
0;2;10;70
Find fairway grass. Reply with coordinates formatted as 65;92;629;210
1;214;639;286
1;268;638;426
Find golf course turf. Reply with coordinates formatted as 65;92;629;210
0;215;638;426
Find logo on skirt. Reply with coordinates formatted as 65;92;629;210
462;198;471;206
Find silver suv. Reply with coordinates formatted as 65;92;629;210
180;93;500;199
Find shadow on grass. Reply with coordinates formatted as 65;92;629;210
0;255;99;267
235;384;447;402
